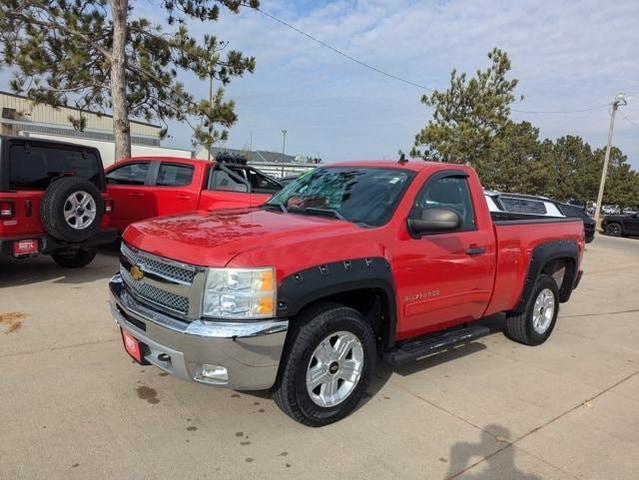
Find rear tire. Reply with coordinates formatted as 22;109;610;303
604;222;622;237
504;274;559;346
51;248;97;268
273;303;376;427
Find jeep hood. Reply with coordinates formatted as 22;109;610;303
123;208;360;267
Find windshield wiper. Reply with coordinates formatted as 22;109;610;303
262;202;288;213
297;207;347;221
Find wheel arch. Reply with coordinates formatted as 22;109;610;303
512;240;579;314
277;258;398;350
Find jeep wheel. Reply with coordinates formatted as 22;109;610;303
51;248;97;268
41;177;104;243
604;222;622;237
273;304;376;426
504;274;559;346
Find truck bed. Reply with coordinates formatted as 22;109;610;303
485;216;584;316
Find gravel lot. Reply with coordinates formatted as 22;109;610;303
1;235;638;479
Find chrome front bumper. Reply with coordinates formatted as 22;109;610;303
109;274;288;390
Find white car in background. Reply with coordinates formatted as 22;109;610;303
485;191;595;243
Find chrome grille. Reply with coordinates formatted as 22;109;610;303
121;242;196;284
121;266;190;314
119;243;205;319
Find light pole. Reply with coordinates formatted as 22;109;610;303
594;93;628;229
281;129;287;155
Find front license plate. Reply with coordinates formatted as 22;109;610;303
121;328;143;364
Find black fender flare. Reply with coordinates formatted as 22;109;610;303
276;257;398;348
513;240;579;314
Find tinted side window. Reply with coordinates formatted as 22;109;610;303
246;168;282;192
106;163;149;185
412;176;476;230
500;197;547;215
208;169;248;192
156;163;194;186
9;144;102;190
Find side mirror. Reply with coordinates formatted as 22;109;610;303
407;207;462;237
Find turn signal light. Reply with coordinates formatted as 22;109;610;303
104;199;114;213
0;200;15;218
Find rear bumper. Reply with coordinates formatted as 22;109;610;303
109;274;288;390
0;229;118;256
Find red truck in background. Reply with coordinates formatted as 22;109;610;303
0;136;116;268
105;154;283;232
110;160;584;426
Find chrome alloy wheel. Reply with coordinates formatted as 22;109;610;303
64;191;97;230
306;331;364;408
532;288;555;334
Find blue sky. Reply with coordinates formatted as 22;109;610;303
5;0;639;168
163;0;639;168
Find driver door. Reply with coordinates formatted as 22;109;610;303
393;172;495;339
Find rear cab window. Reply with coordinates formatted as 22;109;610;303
6;140;104;191
156;163;194;186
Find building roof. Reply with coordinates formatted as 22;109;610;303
0;90;161;129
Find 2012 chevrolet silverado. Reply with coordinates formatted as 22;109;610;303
109;160;584;426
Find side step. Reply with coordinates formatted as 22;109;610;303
384;325;491;367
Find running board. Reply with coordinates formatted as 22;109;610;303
384;325;491;367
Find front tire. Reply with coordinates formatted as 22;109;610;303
504;274;559;346
51;248;97;268
604;222;622;236
273;303;377;426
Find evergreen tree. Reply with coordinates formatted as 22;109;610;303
411;48;520;165
0;0;258;160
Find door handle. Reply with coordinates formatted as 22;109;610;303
177;194;192;200
466;246;486;256
128;192;144;198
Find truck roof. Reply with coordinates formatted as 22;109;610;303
323;160;471;173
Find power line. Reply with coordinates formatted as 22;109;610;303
254;7;435;92
512;103;611;114
253;7;618;116
620;111;639;130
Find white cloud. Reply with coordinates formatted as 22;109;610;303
171;0;639;166
3;0;639;166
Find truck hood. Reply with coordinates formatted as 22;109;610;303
123;208;361;267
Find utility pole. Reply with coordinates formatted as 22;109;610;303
594;93;628;229
281;129;287;155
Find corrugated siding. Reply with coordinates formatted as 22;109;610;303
0;93;160;137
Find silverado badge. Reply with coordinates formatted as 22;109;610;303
130;265;144;282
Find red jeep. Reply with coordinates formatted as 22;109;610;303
0;136;116;268
105;154;283;232
110;160;584;425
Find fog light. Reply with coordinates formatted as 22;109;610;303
195;364;228;384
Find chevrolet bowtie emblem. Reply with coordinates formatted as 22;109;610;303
130;265;144;282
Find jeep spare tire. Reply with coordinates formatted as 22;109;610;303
41;177;104;243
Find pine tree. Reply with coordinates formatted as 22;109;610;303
411;48;520;165
0;0;258;160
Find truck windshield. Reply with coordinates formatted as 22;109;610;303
266;167;414;226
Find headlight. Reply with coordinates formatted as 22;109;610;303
203;267;276;319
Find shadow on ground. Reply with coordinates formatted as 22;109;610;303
0;246;120;288
445;425;542;480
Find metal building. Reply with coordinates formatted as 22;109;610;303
0;91;192;165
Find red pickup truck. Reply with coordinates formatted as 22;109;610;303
1;136;116;267
109;160;584;426
105;155;283;232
